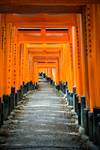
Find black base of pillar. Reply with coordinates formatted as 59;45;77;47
83;108;89;136
81;96;86;127
15;93;18;106
88;111;93;141
0;98;3;127
93;107;100;145
74;95;79;114
73;93;76;111
96;122;100;147
0;103;3;126
9;93;15;112
78;102;81;125
18;89;22;100
67;91;70;104
16;91;20;102
69;92;73;106
3;95;9;121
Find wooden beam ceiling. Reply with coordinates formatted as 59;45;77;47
0;0;99;14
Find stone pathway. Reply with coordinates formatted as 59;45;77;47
0;79;87;150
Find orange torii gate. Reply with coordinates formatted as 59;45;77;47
0;5;100;111
0;2;100;146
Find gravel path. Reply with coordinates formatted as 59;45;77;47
0;79;87;150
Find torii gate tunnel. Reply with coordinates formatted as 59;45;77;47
0;0;100;148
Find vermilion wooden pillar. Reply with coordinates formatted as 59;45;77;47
80;4;100;111
59;44;68;83
23;44;28;83
59;48;62;82
72;15;83;98
19;44;29;84
55;60;59;84
67;43;73;91
0;14;3;97
67;29;74;91
94;4;100;108
33;60;38;83
84;4;100;110
85;5;95;111
81;9;90;107
0;14;1;96
52;68;56;82
28;53;33;82
5;23;13;95
11;25;18;89
19;44;24;85
14;30;21;90
62;44;68;83
59;41;74;91
1;15;19;95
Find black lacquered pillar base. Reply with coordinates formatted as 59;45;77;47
88;111;93;141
